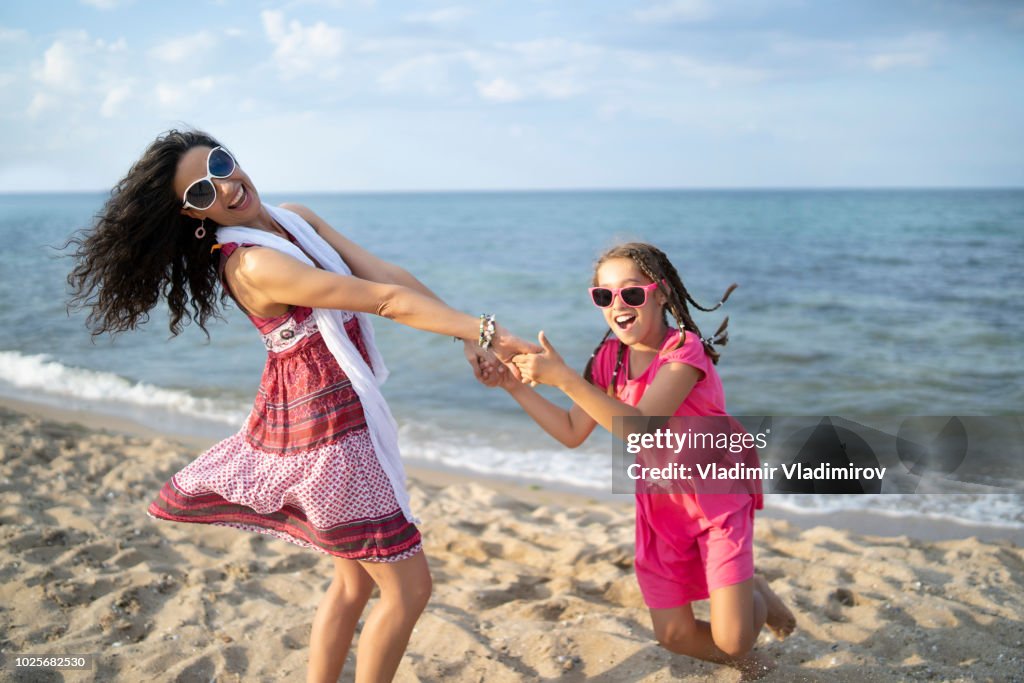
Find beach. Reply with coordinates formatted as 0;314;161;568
2;399;1022;683
3;0;1024;676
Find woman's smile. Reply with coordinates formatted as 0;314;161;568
226;182;252;211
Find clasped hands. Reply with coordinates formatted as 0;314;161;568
464;330;565;389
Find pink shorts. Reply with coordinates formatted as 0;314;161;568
634;493;755;609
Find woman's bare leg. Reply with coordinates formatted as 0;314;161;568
352;551;432;683
306;556;375;683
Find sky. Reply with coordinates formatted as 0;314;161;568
2;0;1023;192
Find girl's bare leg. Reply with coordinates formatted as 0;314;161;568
306;556;375;683
754;574;797;639
650;577;785;680
352;551;432;683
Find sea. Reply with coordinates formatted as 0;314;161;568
1;189;1022;530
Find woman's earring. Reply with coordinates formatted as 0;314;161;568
195;219;206;240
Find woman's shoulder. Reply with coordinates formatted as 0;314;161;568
277;202;321;231
277;201;307;215
218;241;268;269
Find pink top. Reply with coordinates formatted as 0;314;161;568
590;328;726;417
591;328;764;520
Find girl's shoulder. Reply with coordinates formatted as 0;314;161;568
595;335;621;360
656;329;712;379
664;327;700;352
589;336;623;389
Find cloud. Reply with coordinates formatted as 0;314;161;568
868;31;937;72
30;34;127;94
24;32;133;120
403;6;473;27
282;0;376;7
865;32;943;72
461;39;600;102
100;83;132;117
371;38;627;104
378;53;457;96
868;52;930;71
27;92;57;118
150;31;216;64
633;0;712;23
765;31;943;78
80;0;129;9
0;26;29;43
261;10;344;77
534;69;584;99
154;77;215;108
36;40;79;89
670;55;769;87
475;77;523;102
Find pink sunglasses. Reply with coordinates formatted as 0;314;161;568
589;280;662;308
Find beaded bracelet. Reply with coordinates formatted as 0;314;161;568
478;313;496;350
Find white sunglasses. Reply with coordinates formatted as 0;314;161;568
181;146;237;211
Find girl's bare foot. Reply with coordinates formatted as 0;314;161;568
754;574;796;639
733;650;777;681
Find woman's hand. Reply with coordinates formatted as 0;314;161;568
511;331;570;388
489;323;543;363
463;341;508;388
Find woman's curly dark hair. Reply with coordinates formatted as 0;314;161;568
66;129;229;338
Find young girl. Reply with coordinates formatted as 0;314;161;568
498;242;796;679
66;129;533;683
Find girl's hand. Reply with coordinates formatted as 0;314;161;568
496;360;528;392
512;331;569;388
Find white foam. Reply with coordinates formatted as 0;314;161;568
0;350;247;426
766;493;1024;530
399;424;609;491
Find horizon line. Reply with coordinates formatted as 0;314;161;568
2;185;1023;196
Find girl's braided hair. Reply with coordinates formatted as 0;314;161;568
582;243;737;395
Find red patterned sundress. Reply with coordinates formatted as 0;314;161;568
147;239;422;562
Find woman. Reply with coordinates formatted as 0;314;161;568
66;129;534;683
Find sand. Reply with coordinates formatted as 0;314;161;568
1;402;1022;683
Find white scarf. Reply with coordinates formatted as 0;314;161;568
217;204;417;524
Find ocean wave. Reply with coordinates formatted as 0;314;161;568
767;493;1024;530
2;349;1021;530
399;425;609;491
0;350;247;426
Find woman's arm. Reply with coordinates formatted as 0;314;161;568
232;246;535;359
513;332;700;438
280;202;505;383
281;203;436;298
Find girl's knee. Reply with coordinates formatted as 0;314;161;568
712;628;755;658
654;619;698;651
